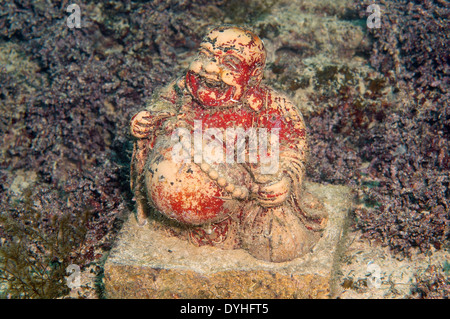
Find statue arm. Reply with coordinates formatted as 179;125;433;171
130;78;185;140
249;92;308;207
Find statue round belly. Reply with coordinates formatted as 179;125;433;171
144;135;250;225
145;158;231;225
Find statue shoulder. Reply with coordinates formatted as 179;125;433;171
265;87;306;128
146;77;188;113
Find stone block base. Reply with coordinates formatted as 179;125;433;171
103;182;352;299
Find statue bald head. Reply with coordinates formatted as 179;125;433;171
186;26;267;108
203;26;266;71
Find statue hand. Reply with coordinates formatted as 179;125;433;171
255;176;291;207
130;110;175;139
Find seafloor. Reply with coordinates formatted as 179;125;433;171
0;0;448;298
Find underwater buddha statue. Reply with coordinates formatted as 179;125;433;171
129;26;328;262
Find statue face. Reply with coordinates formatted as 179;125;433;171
186;27;266;108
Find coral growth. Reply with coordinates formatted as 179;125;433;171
357;0;449;94
353;96;449;254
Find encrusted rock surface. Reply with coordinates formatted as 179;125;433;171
104;182;352;298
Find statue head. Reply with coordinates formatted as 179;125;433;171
186;26;266;108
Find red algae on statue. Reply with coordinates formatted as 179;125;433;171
129;26;328;263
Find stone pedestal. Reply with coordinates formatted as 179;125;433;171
103;182;352;299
